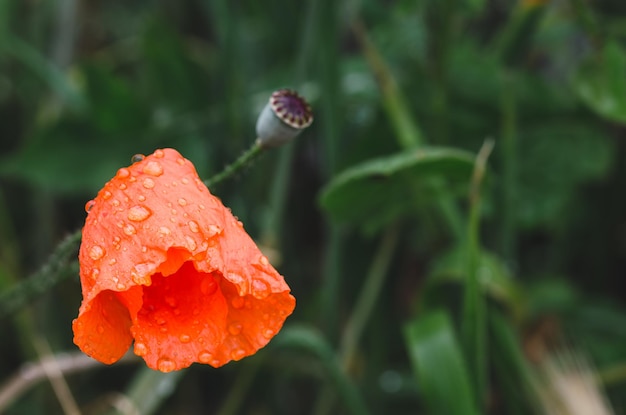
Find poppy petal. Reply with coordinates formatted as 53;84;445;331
74;148;295;371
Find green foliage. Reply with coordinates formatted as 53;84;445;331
1;1;626;414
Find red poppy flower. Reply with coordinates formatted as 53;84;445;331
73;148;295;372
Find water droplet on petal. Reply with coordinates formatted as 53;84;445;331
117;168;130;178
85;200;95;212
134;342;148;356
116;282;126;290
131;154;145;163
153;149;164;158
157;358;176;372
179;334;191;343
156;317;166;325
102;191;112;200
109;258;117;265
200;278;217;295
181;178;189;184
228;323;242;335
259;255;269;266
112;199;120;207
231;349;246;360
143;178;155;189
207;224;221;237
138;195;146;202
91;268;100;279
89;245;105;260
165;296;177;308
231;297;245;309
236;220;244;228
262;328;275;339
199;204;205;210
97;325;105;334
198;351;213;363
188;220;199;233
178;198;187;206
252;279;270;299
128;205;152;221
158;226;171;236
119;183;127;190
185;236;197;251
143;161;163;176
124;224;136;235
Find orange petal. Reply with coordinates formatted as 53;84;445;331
74;148;296;370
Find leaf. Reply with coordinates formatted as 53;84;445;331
575;41;626;124
319;147;476;232
403;311;478;415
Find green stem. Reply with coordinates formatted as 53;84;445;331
0;230;81;320
500;70;517;264
204;140;264;189
339;226;399;367
215;357;263;415
462;139;494;408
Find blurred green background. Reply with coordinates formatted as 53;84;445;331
1;0;626;414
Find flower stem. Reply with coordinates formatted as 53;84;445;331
204;140;264;189
0;230;81;320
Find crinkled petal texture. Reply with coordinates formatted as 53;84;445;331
73;148;295;372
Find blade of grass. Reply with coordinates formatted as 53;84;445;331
404;310;477;415
461;138;494;407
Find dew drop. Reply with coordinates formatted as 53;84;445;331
116;282;126;290
102;191;112;200
156;318;166;325
200;278;217;295
160;326;168;333
199;204;205;210
119;183;127;190
124;224;136;235
259;255;269;266
252;279;270;299
128;205;152;221
138;194;146;202
236;221;244;228
143;161;164;177
177;198;187;206
228;323;242;335
185;236;197;251
158;226;171;236
187;220;199;233
112;199;120;207
142;178;155;189
89;245;105;260
97;325;105;334
231;297;245;309
141;245;147;253
109;258;117;265
157;358;176;373
231;349;246;360
131;154;145;163
179;334;191;343
91;268;100;280
207;224;221;237
177;158;185;165
262;328;275;339
165;296;178;308
117;168;130;178
198;351;213;363
85;200;95;212
227;273;245;285
181;178;189;184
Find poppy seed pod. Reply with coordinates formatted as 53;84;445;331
255;89;313;147
73;148;295;372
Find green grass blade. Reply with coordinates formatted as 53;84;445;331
403;311;477;415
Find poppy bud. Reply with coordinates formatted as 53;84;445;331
255;89;313;148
